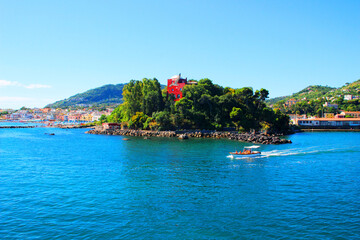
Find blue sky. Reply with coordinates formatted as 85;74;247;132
1;0;359;109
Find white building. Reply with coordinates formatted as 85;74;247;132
344;95;353;101
296;118;360;127
92;112;102;122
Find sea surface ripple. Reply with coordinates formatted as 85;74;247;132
1;127;360;239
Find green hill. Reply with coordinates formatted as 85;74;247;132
46;82;167;108
267;79;360;114
324;79;360;98
46;84;126;108
267;85;335;106
267;79;360;106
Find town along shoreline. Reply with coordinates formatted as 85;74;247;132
86;129;292;144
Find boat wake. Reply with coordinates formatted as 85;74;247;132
227;146;359;159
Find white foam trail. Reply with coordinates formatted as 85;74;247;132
227;145;359;159
259;146;358;158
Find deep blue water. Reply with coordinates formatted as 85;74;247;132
1;126;360;239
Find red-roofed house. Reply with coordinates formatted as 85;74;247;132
102;123;121;130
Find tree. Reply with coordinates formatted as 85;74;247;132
270;110;290;133
99;115;108;124
141;78;164;115
230;107;244;130
153;111;173;130
129;112;148;129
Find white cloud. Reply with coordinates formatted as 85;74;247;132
0;80;51;89
0;80;21;87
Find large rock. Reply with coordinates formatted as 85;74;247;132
178;134;189;140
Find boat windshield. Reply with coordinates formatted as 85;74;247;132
244;146;260;149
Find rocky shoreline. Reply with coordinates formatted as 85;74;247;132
86;129;292;144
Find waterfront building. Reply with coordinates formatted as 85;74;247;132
80;114;93;122
56;115;64;121
340;111;360;118
33;109;43;114
335;114;345;118
68;114;81;122
92;112;102;122
295;118;360;127
41;108;51;113
10;113;21;120
288;114;306;124
46;114;55;120
324;113;334;118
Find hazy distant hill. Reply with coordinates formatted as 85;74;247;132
46;83;166;108
266;96;287;105
46;84;126;108
267;79;360;106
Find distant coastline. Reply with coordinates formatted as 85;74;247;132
0;120;93;129
0;125;35;128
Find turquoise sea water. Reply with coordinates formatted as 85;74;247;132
1;126;360;239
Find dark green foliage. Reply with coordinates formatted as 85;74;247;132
153;111;173;130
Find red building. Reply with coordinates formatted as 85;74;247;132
167;74;188;101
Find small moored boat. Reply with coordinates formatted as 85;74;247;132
229;146;261;158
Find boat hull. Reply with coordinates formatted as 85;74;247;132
229;152;261;158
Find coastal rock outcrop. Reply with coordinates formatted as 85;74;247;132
85;129;292;144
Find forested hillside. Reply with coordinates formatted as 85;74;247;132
46;84;126;108
269;79;360;114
